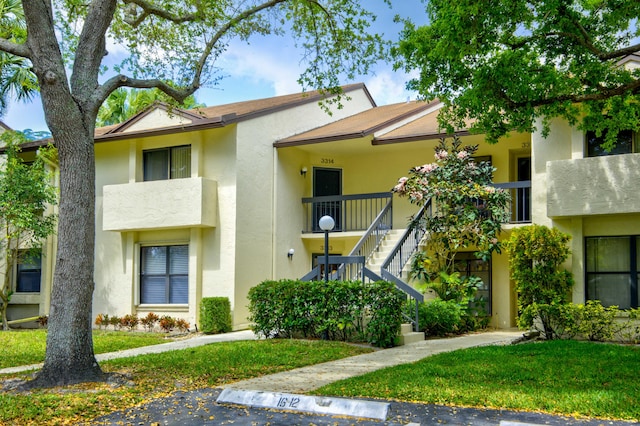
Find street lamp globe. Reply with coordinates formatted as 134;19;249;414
318;215;335;231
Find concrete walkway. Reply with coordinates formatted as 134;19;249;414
226;330;522;393
0;329;521;379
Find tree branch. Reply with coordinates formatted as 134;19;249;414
95;74;196;108
0;37;30;59
121;0;199;27
191;0;289;95
71;0;118;107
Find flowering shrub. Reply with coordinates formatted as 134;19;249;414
394;136;511;279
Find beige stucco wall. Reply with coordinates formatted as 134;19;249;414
547;153;640;217
233;89;375;329
274;130;531;329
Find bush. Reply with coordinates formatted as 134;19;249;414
200;297;232;334
120;314;139;331
416;299;463;337
159;315;176;332
175;318;190;333
140;312;160;332
506;224;574;338
248;279;403;348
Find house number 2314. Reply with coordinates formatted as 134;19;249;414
320;158;335;164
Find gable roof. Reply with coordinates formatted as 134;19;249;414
274;100;440;147
96;83;374;142
14;83;375;150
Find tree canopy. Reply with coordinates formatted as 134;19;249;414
0;0;389;388
97;87;204;126
394;0;640;147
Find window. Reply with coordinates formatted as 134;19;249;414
16;250;42;293
586;236;639;309
454;252;491;315
586;130;638;157
140;245;188;304
143;145;191;181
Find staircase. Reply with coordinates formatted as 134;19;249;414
368;229;425;345
366;229;405;274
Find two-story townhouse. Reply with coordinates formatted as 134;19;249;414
8;75;638;332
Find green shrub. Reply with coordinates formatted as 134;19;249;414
506;224;574;338
199;297;232;334
416;298;463;337
521;301;625;342
248;279;403;347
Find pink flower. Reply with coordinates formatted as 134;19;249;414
410;191;423;201
485;186;496;194
457;151;469;159
435;150;448;160
490;238;498;244
393;177;408;193
418;163;438;173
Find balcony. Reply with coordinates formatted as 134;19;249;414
547;154;640;217
301;192;392;233
103;177;217;231
494;181;532;224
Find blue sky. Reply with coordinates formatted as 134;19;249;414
3;1;428;132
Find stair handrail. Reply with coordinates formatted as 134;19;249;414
329;197;392;281
380;199;431;332
381;199;430;278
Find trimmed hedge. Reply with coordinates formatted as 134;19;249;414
248;279;403;348
200;297;232;334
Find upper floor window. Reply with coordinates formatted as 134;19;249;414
16;250;42;293
586;130;638;157
143;145;191;181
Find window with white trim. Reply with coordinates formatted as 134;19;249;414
586;236;639;309
140;245;188;304
15;250;42;293
586;130;639;157
143;145;191;181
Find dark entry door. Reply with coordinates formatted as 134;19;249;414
516;157;531;222
313;168;342;231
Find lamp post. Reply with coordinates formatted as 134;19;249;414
318;215;335;282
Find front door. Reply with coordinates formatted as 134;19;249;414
313;167;342;231
516;157;531;222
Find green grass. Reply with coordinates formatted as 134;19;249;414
0;337;372;425
313;339;640;421
2;333;639;424
0;329;173;369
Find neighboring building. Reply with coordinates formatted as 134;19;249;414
5;73;640;330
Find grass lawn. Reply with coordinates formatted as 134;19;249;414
1;333;639;425
0;329;175;369
0;336;372;425
314;339;640;422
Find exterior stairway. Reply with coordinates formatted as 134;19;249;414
367;228;425;345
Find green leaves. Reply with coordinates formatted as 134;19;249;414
395;136;510;278
248;279;403;348
394;0;640;143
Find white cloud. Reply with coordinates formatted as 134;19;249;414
219;40;305;96
363;68;418;105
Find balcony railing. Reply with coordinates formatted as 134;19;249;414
494;180;531;224
301;192;392;233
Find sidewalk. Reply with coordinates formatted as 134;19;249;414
0;329;258;375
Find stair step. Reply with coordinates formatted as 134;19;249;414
399;331;425;345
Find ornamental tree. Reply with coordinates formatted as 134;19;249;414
0;0;388;388
393;137;510;281
0;132;57;331
394;0;640;147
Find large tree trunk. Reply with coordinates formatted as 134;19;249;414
21;0;103;388
29;124;103;387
